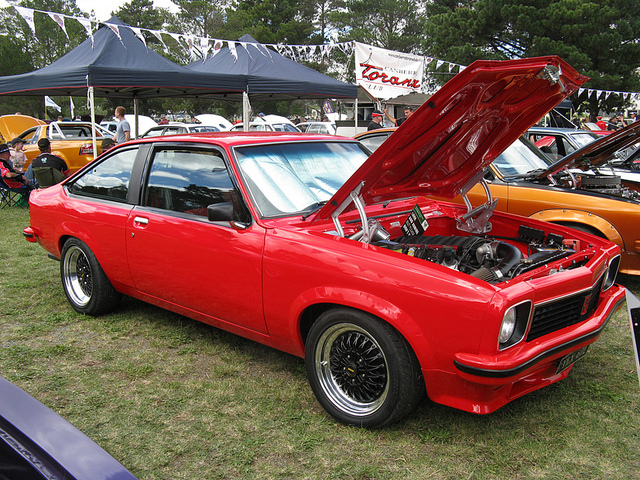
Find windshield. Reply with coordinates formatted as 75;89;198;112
493;138;552;177
571;132;599;148
234;141;369;217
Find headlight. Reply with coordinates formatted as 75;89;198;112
498;301;532;350
499;308;517;344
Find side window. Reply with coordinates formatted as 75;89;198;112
144;147;248;221
359;134;388;152
20;128;38;145
67;147;138;202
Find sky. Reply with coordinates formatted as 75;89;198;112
0;0;178;22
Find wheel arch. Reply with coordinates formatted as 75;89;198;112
295;290;436;373
528;209;624;247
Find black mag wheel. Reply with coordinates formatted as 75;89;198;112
60;238;122;316
305;308;424;428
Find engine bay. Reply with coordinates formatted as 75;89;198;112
374;227;578;283
330;180;598;284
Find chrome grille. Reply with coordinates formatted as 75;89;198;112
526;275;605;342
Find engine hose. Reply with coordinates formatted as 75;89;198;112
471;241;523;282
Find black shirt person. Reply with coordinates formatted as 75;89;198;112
31;138;70;188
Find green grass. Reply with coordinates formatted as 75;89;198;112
2;207;640;479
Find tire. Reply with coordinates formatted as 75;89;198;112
305;308;424;428
60;238;122;315
555;222;606;239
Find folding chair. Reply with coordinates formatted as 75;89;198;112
33;167;66;189
0;177;29;208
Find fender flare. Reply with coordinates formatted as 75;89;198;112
528;209;624;248
289;286;438;371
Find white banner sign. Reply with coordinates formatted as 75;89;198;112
355;42;424;100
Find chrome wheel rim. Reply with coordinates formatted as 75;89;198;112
63;245;92;307
314;323;389;417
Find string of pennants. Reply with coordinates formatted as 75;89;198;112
11;5;640;102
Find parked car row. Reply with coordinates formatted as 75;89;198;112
24;57;628;429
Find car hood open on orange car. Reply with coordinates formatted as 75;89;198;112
536;120;640;179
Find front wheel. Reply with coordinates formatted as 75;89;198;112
305;308;424;428
60;238;122;315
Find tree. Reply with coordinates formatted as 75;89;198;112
113;0;168;30
330;0;426;53
423;0;640;118
221;0;315;44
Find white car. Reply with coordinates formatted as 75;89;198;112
297;121;337;135
100;115;157;139
195;114;233;131
140;123;220;138
230;121;301;132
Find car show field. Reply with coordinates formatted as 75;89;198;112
1;206;639;479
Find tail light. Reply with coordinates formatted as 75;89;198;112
79;144;94;155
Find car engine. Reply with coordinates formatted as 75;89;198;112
371;226;577;284
556;171;640;200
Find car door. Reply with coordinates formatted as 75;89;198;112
125;144;268;333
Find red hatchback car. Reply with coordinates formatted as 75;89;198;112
24;57;626;427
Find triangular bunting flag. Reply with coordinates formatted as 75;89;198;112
15;6;37;36
48;12;69;40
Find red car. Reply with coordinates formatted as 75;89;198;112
24;57;626;427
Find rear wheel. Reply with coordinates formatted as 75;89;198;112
60;238;122;315
305;308;424;428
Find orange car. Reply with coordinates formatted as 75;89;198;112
355;126;640;275
0;116;107;174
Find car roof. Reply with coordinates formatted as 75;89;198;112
120;131;345;148
528;126;595;134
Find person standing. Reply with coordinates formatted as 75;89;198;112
113;106;131;144
367;111;384;131
384;105;415;127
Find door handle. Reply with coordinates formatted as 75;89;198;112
133;216;149;225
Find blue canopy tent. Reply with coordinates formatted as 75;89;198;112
187;34;357;125
0;16;247;148
0;16;246;99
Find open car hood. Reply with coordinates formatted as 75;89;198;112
0;114;45;143
312;56;587;223
534;120;640;179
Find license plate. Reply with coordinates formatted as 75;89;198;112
556;345;589;375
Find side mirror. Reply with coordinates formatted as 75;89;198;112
207;202;249;230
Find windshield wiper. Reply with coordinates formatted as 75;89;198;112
301;201;328;220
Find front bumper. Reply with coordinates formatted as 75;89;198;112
426;284;626;414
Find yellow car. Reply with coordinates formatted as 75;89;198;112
0;115;107;174
355;126;640;275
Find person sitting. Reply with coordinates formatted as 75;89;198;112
101;137;116;151
10;138;27;172
31;138;70;188
0;142;32;198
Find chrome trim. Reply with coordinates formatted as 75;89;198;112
532;270;606;309
498;300;533;351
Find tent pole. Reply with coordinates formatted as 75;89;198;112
355;98;358;131
242;91;250;132
89;86;97;160
134;97;139;139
